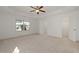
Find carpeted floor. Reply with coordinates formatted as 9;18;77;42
0;34;79;53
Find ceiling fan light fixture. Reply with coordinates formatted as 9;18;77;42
36;10;39;13
30;6;46;14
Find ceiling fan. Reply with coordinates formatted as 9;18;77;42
30;6;46;14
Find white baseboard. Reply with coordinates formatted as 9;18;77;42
0;33;39;40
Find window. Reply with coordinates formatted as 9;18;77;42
16;20;30;31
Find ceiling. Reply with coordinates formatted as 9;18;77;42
0;6;79;18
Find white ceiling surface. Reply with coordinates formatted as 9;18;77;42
0;6;79;18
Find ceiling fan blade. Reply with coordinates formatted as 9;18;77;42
30;6;37;9
39;10;46;13
30;10;35;12
39;6;43;9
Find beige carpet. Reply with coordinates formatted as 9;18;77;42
0;34;79;53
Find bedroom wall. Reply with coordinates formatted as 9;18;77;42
0;7;79;42
39;13;68;38
74;13;79;41
39;10;79;41
0;11;39;40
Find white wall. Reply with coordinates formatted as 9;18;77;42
1;7;79;42
67;11;79;41
75;13;79;41
0;11;39;39
39;10;79;41
39;14;64;38
76;19;79;41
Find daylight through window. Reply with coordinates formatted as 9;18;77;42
16;20;30;31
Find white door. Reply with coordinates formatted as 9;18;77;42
62;16;70;39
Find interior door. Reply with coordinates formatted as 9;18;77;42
62;17;70;39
